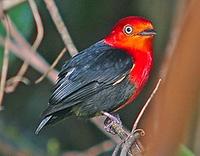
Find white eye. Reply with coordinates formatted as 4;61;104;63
123;25;133;35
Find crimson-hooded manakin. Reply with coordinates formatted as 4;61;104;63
35;16;156;134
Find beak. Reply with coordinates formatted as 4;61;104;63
138;29;156;36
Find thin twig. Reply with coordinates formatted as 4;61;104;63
112;79;162;156
111;130;143;156
28;0;44;50
109;123;143;156
0;15;58;82
0;36;58;83
35;48;66;84
0;16;10;109
112;142;123;156
5;0;44;93
2;0;26;10
124;78;162;156
44;0;78;56
120;133;142;156
132;78;162;132
6;76;30;85
5;76;30;93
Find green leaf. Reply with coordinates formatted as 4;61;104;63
178;145;195;156
47;138;60;156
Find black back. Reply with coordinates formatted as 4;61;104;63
42;40;135;119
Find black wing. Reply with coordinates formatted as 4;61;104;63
43;40;133;116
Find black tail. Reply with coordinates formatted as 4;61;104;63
35;115;52;135
35;108;73;135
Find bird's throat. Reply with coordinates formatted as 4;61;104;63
129;50;153;91
113;50;153;112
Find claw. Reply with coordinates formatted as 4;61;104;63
101;111;122;134
104;118;118;135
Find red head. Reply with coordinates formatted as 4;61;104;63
104;16;156;55
104;16;156;102
105;16;156;111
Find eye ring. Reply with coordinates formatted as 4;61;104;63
123;25;133;35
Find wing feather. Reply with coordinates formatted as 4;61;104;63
43;40;133;117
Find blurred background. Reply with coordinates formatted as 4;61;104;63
0;0;199;156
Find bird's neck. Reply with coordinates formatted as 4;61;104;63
129;49;153;92
103;37;153;91
113;49;153;112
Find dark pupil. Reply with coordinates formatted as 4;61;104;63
126;27;131;33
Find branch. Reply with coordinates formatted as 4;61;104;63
44;0;78;56
0;17;58;82
132;79;162;132
5;0;44;93
28;0;44;50
35;48;66;84
111;79;162;156
0;16;10;108
5;76;30;93
2;0;26;10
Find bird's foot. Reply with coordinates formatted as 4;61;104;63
101;111;122;135
125;129;145;153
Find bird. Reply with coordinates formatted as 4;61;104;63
35;16;156;134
